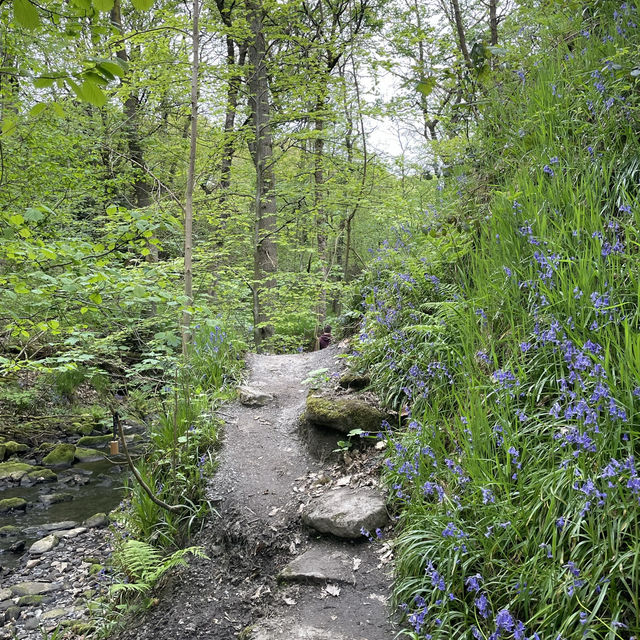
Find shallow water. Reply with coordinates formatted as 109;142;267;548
0;457;126;569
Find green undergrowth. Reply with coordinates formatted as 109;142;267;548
92;319;245;635
348;2;640;639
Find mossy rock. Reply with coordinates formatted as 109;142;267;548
3;441;29;456
305;394;387;434
338;371;371;391
73;422;94;436
74;447;104;462
0;445;5;461
42;444;76;468
26;468;57;483
0;525;20;537
89;563;104;575
0;497;27;512
77;435;111;447
17;594;46;607
0;461;36;482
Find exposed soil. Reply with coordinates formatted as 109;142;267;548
116;346;397;640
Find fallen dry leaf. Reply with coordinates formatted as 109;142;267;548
324;584;341;597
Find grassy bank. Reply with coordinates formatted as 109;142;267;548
347;2;640;638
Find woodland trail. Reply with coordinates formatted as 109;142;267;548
118;346;396;640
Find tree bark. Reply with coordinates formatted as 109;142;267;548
489;0;499;46
181;0;200;355
449;0;472;68
247;0;277;350
110;0;153;212
314;94;328;322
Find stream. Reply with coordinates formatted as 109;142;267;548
0;457;125;569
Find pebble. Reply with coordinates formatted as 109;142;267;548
1;521;112;640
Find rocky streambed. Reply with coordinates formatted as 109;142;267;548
0;418;145;638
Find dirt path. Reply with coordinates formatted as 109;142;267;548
117;347;396;640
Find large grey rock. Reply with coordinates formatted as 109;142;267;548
10;582;60;597
29;534;59;555
305;394;387;434
302;487;389;539
39;492;74;506
0;589;11;601
83;513;108;528
278;547;354;585
252;625;355;640
238;385;273;407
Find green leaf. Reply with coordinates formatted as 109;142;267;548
93;0;114;11
131;0;154;10
98;61;126;77
29;103;47;117
77;79;107;106
416;76;436;97
33;76;56;89
9;214;24;226
13;0;40;29
1;117;17;137
83;70;109;86
89;293;103;304
52;102;65;117
24;207;45;222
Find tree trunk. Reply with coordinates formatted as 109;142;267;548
450;0;472;68
218;38;247;212
489;0;499;46
247;0;277;350
110;0;157;265
314;94;328;323
181;0;200;355
110;0;152;212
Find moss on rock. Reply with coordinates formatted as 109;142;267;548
0;461;36;482
74;446;104;462
0;525;21;537
3;441;29;456
0;497;27;512
17;594;46;606
42;444;76;468
26;468;57;483
77;434;111;447
305;394;387;434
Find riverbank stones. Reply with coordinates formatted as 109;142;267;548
29;534;59;555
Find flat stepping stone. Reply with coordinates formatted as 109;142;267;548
302;487;389;539
251;625;356;640
279;547;354;585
